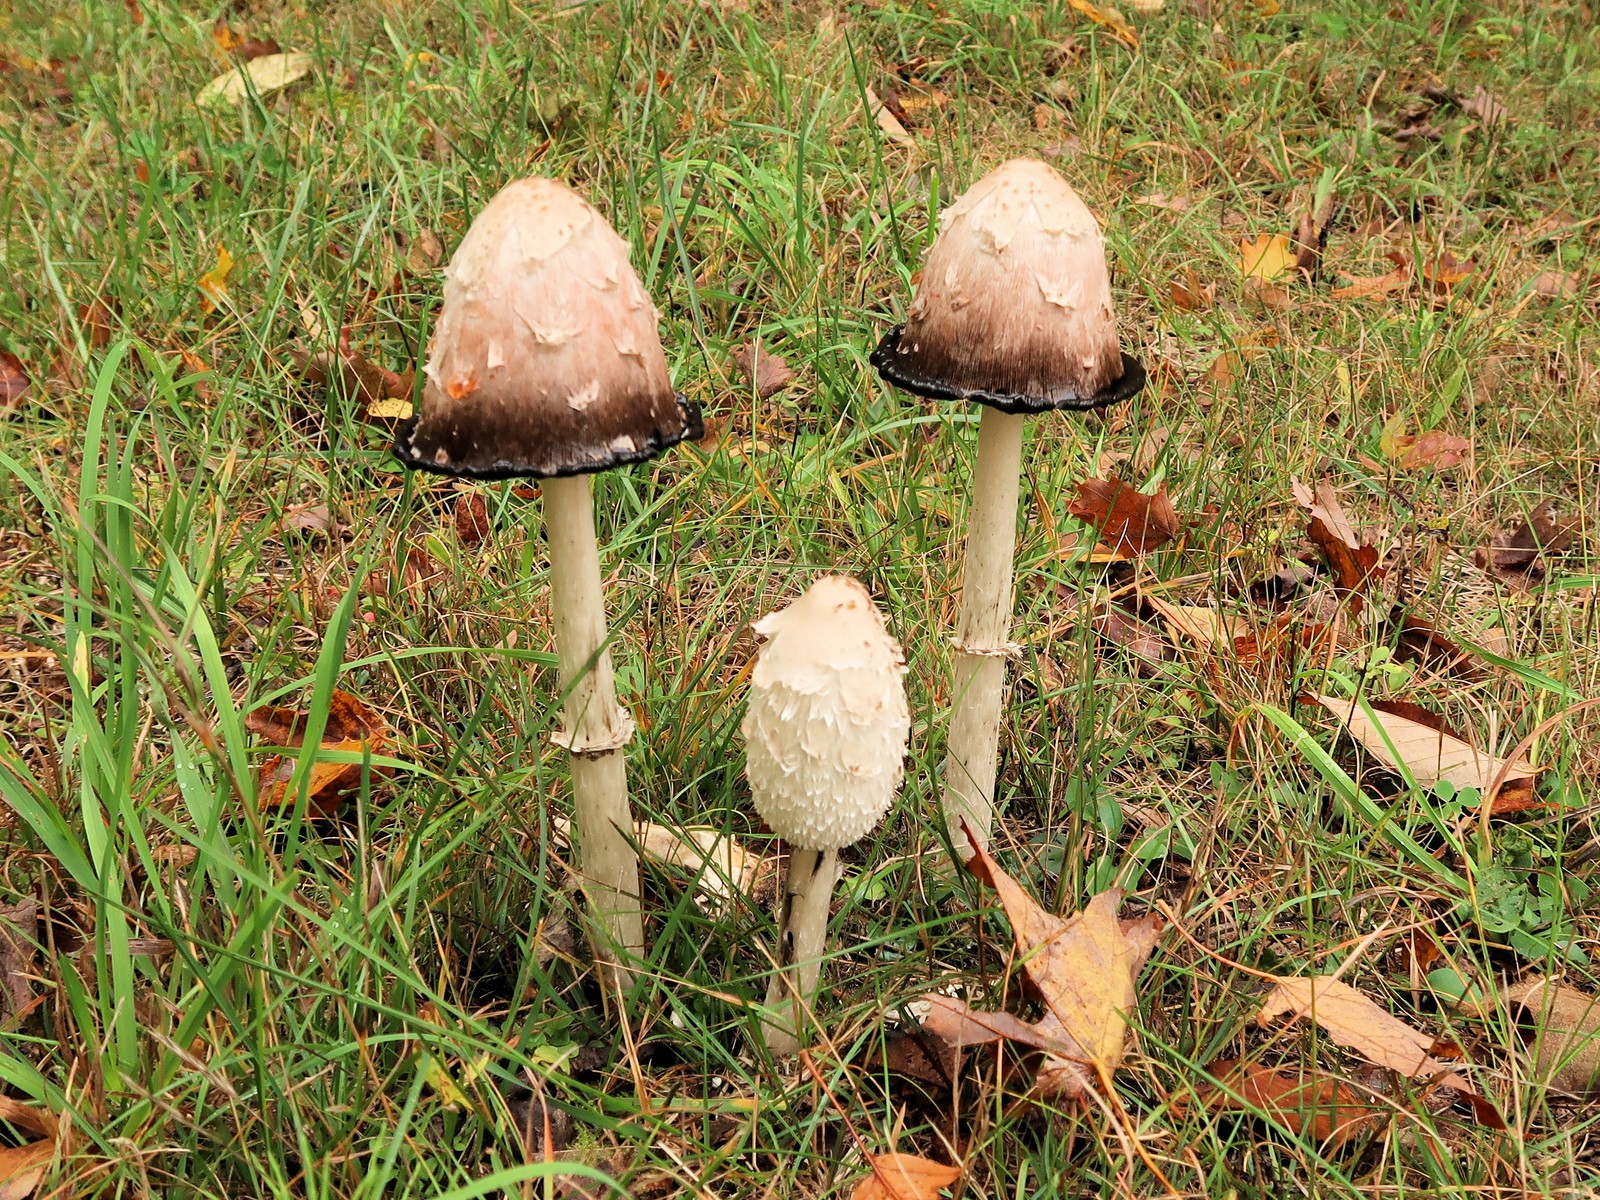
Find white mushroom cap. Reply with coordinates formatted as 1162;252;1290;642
742;576;911;851
872;158;1142;412
396;177;700;479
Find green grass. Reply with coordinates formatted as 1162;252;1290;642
2;0;1599;1195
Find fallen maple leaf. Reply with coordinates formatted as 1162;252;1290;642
915;838;1159;1098
1312;692;1541;795
248;690;395;815
197;244;234;313
851;1152;960;1200
1199;1059;1386;1148
0;351;30;409
0;1097;58;1200
1507;976;1600;1096
1066;477;1181;557
729;340;794;399
1238;233;1296;282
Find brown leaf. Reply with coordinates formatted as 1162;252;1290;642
0;1097;58;1200
1092;606;1169;674
1200;1059;1387;1148
1293;195;1333;279
1257;974;1459;1079
247;690;394;816
873;1028;959;1089
79;298;116;349
851;1153;960;1200
1311;692;1541;794
1477;501;1577;584
729;341;793;399
282;503;346;540
967;841;1157;1081
453;492;490;546
405;228;445;273
1388;430;1472;471
1135;192;1192;213
1418;249;1476;296
1331;261;1412;301
1065;0;1138;49
1168;267;1215;312
0;351;32;408
1461;84;1507;126
865;87;914;144
0;902;38;1023
1145;597;1248;652
1507;977;1600;1096
1066;477;1181;556
916;992;1077;1055
295;342;414;422
1528;270;1585;299
1293;480;1382;610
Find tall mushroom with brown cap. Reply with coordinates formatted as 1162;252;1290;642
870;158;1143;861
742;576;910;1056
393;176;701;986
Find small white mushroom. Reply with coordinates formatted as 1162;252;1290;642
870;159;1143;861
742;576;910;1056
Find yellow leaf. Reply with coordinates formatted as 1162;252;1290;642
197;244;234;313
1379;411;1408;459
1237;232;1296;282
365;396;414;421
1066;0;1139;48
851;1153;961;1200
196;51;313;108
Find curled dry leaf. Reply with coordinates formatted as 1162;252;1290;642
634;822;768;912
1168;266;1214;312
1507;976;1600;1096
729;341;794;399
1199;1059;1387;1148
1477;500;1577;585
1136;192;1191;213
0;901;38;1023
196;244;234;313
1065;0;1138;49
0;1096;59;1200
196;50;312;108
0;351;30;409
1292;479;1382;611
1145;596;1248;654
295;340;415;422
453;492;490;546
1311;691;1541;796
1331;255;1412;301
1066;477;1181;557
850;1152;960;1200
247;690;395;816
865;87;914;144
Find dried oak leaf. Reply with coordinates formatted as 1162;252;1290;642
1066;477;1181;557
0;901;38;1023
850;1153;959;1200
729;341;794;399
1198;1059;1387;1148
247;690;394;815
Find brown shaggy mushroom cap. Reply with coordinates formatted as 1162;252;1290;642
395;177;700;479
871;158;1143;413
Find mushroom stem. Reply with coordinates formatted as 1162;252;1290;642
542;472;645;987
762;847;841;1056
941;406;1025;861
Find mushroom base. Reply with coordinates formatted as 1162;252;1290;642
761;847;840;1057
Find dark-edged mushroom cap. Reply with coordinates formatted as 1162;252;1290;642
394;177;701;479
871;158;1144;414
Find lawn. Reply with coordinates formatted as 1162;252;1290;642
2;0;1599;1196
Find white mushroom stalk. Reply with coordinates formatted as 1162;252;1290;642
870;159;1144;860
392;177;701;989
742;576;910;1057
